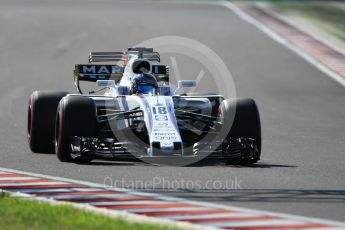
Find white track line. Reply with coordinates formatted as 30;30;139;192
0;177;38;181
87;200;172;206
9;188;102;193
125;207;204;213
163;212;261;220
0;181;68;187
308;228;345;230
10;188;73;193
184;199;345;227
220;2;345;88
49;194;135;200
1;167;345;228
204;219;305;228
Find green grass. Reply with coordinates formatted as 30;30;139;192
272;1;345;41
0;193;183;230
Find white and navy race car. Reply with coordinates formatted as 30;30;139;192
27;47;261;165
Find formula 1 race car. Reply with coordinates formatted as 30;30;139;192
27;47;261;165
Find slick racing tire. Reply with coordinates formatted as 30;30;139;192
27;91;68;153
219;98;261;165
55;96;96;163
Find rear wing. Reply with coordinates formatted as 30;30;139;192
89;47;160;63
74;64;168;93
74;64;124;93
74;48;167;94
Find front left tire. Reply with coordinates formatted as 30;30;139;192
27;91;68;153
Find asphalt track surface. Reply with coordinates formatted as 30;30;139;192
0;0;344;222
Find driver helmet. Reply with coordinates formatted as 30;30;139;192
131;73;158;94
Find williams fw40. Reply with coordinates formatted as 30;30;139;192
27;47;261;165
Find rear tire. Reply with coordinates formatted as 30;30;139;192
219;98;261;165
55;96;96;162
27;91;68;153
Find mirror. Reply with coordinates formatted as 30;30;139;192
177;80;197;88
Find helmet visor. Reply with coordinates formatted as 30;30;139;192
137;85;154;93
